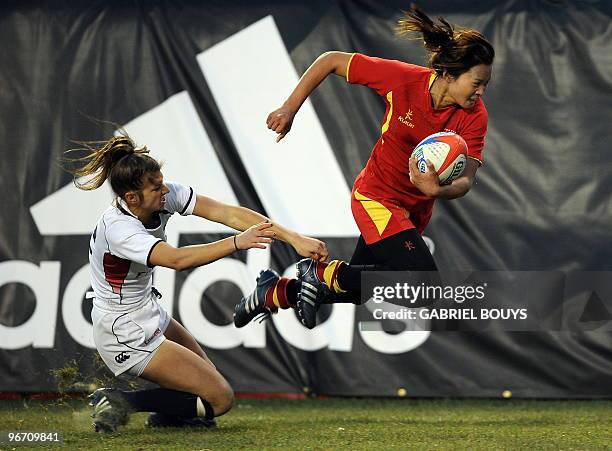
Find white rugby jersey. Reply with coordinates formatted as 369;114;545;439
89;181;196;311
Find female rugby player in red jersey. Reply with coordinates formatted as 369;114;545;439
65;133;327;431
234;4;494;329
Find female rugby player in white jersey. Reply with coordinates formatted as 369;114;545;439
66;133;328;432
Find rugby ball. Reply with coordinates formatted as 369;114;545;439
411;132;468;185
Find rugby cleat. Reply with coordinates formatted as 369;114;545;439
295;259;331;330
233;269;279;328
89;388;132;433
145;412;217;428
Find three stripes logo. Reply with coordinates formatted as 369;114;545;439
93;394;112;415
300;282;318;307
114;351;130;364
245;270;277;314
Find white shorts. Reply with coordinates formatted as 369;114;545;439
92;298;171;376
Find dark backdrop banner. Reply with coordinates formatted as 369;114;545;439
1;0;611;397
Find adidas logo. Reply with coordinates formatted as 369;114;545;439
2;16;432;355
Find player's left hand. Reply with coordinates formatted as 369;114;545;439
291;235;329;262
409;156;441;198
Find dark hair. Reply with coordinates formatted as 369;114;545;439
396;3;495;77
63;132;161;198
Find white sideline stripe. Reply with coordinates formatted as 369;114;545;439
198;16;358;237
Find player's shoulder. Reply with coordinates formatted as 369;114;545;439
459;98;488;121
163;180;195;215
164;180;182;192
382;59;430;90
453;99;488;137
100;205;144;234
355;53;428;75
164;180;192;200
395;61;430;76
472;98;488;114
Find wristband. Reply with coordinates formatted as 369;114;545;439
233;235;239;251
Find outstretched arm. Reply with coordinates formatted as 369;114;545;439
267;51;352;142
192;195;329;261
149;221;273;271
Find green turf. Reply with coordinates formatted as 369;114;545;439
0;398;610;450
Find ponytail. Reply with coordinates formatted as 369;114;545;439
63;132;161;197
396;3;494;77
396;4;454;53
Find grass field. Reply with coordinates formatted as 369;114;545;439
0;397;611;450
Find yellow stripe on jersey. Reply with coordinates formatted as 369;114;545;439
345;53;357;83
354;190;392;236
381;91;393;135
428;72;437;89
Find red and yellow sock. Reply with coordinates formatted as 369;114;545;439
264;277;296;310
311;259;347;294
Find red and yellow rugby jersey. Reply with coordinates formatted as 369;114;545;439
346;53;488;240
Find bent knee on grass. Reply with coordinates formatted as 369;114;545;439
142;339;234;414
209;383;235;416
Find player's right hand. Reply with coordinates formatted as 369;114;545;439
236;221;275;250
291;235;329;262
266;106;296;142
